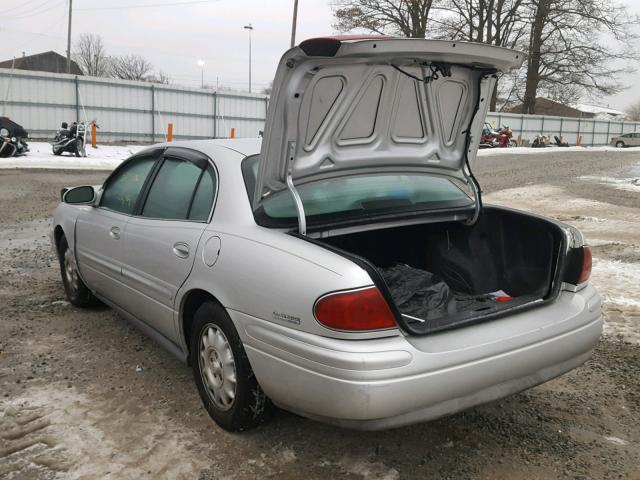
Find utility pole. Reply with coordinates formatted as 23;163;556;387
290;0;299;48
243;24;253;93
66;0;73;73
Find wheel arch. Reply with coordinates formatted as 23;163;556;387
53;224;66;255
180;288;226;363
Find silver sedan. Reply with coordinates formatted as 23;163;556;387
51;37;602;431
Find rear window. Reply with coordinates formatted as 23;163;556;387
242;156;473;226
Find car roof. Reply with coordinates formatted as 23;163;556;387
140;138;262;164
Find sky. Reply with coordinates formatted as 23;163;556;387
1;0;639;110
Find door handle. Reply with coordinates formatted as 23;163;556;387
109;226;121;239
173;242;190;258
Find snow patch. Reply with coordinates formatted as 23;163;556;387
0;142;145;170
339;455;400;480
578;175;640;192
3;384;208;479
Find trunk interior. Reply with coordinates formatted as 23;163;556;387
317;206;567;334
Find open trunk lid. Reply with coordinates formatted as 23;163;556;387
254;36;523;233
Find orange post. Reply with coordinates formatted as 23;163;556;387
577;135;583;146
167;123;173;142
91;122;97;148
230;127;235;139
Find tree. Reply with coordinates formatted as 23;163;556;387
432;0;528;110
109;54;154;81
520;0;637;114
627;100;640;122
146;71;171;84
73;33;110;77
332;0;437;38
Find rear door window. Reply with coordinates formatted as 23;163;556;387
141;156;216;221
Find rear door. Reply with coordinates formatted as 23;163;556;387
118;147;217;341
632;133;640;146
75;152;159;304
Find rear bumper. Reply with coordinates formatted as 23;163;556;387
232;285;602;430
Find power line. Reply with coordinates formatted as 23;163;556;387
4;0;52;16
76;0;221;11
4;0;65;20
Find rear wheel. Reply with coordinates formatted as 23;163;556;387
190;301;273;431
615;141;625;148
58;235;97;307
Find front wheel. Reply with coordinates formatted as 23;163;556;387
57;235;97;307
53;146;62;155
190;301;273;431
615;141;625;148
75;139;86;157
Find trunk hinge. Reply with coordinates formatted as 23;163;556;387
286;141;307;235
462;72;496;226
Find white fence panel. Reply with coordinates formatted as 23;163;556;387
486;112;640;146
0;68;268;143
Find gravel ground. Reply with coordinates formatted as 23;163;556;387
1;151;639;480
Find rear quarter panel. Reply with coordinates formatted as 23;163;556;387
175;146;392;343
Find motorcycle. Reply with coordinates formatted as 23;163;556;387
0;116;29;158
480;123;499;148
480;123;517;148
496;125;517;148
52;121;87;157
532;134;549;148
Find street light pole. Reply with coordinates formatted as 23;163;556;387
243;24;253;93
290;0;298;48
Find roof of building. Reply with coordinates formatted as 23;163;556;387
574;103;626;116
0;51;83;76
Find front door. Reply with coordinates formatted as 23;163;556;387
118;149;217;341
75;154;158;304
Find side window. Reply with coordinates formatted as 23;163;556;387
101;157;156;214
188;168;216;221
141;157;215;221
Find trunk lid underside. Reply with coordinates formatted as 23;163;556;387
254;37;523;233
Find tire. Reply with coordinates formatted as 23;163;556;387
615;141;625;148
53;146;62;156
57;235;97;307
509;139;518;148
75;139;85;157
190;301;273;431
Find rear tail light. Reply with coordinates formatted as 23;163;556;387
314;287;397;331
578;246;592;284
564;246;592;285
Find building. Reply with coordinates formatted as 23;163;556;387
506;97;626;119
0;51;83;76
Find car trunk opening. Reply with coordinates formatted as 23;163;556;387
314;206;567;335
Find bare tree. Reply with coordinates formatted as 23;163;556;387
109;54;154;81
627;100;640;122
433;0;528;110
73;33;110;77
146;71;171;84
520;0;637;114
332;0;437;38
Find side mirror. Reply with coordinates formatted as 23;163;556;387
63;185;96;204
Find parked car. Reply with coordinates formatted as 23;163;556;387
51;37;602;432
611;132;640;148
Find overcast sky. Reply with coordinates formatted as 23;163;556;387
1;0;639;110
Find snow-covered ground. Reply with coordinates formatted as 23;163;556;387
2;142;639;170
0;142;145;170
